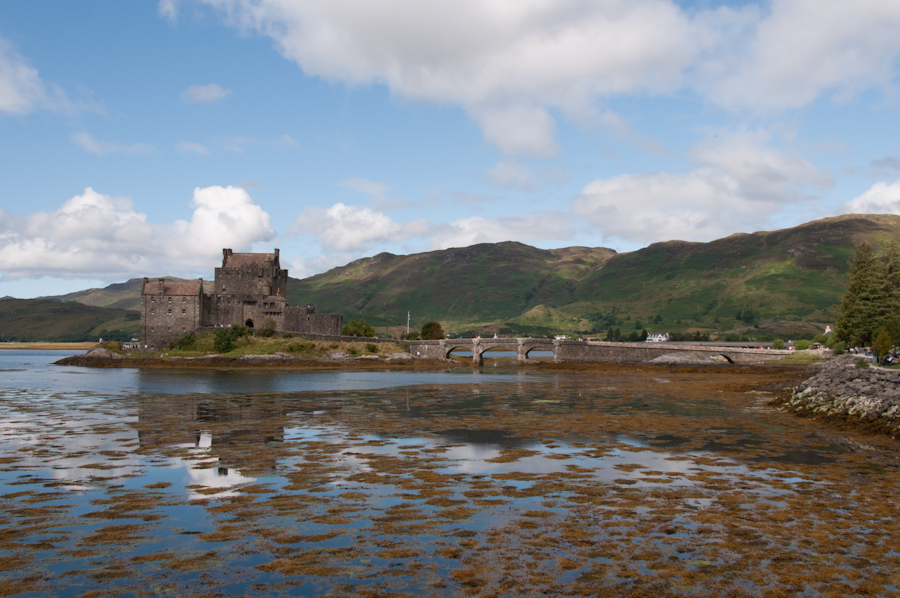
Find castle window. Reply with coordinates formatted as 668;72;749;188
150;297;155;303
167;309;172;315
182;309;186;315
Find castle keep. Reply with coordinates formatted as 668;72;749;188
140;248;342;348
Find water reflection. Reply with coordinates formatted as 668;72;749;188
1;360;898;597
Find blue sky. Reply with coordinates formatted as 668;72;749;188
2;0;900;298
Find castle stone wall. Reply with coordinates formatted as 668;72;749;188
283;306;343;336
141;248;343;347
141;278;203;348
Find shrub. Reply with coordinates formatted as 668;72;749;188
855;358;870;369
404;331;421;340
772;339;784;350
214;328;235;353
366;343;377;353
287;341;315;352
872;329;893;359
343;319;375;337
258;317;277;338
100;340;123;352
420;321;444;340
231;325;251;338
401;342;410;353
347;346;359;355
830;340;846;355
282;332;294;339
794;340;811;350
169;331;197;351
330;343;339;349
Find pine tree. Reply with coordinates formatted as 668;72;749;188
835;242;900;346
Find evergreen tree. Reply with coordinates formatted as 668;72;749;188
835;242;900;346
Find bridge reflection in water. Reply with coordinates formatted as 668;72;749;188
410;337;795;366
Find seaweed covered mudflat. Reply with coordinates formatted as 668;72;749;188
2;365;899;597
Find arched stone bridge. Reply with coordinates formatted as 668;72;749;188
408;338;795;365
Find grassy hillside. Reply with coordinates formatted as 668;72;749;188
41;278;214;311
289;214;900;338
563;214;900;335
287;243;617;329
0;299;140;342
42;278;145;311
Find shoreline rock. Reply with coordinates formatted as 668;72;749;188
784;354;900;436
53;348;449;369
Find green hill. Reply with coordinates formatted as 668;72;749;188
287;244;617;331
43;278;145;311
41;278;213;311
288;214;900;338
28;213;900;341
0;299;140;342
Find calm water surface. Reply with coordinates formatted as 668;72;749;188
2;351;899;596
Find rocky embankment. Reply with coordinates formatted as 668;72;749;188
54;346;427;368
785;353;900;436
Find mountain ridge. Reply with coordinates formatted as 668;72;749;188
29;213;900;339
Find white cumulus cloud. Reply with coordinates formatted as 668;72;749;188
172;186;275;257
174;0;900;155
430;211;574;250
572;130;830;244
180;83;232;103
291;203;428;251
843;180;900;215
0;186;274;280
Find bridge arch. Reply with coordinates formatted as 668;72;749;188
443;344;473;361
522;344;556;361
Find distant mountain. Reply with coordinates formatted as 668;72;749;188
42;278;146;311
0;299;140;342
41;278;214;311
34;214;900;340
287;214;900;337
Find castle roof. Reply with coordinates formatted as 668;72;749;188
223;253;277;268
142;279;203;296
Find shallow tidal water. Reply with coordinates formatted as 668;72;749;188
2;354;900;596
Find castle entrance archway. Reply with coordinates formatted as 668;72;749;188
245;319;254;328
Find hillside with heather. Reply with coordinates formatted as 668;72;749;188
0;299;140;342
287;214;900;338
32;214;900;340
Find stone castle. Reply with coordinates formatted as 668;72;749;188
140;248;342;348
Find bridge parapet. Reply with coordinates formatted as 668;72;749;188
409;338;796;365
408;337;557;365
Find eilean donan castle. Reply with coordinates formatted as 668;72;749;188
140;248;342;348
